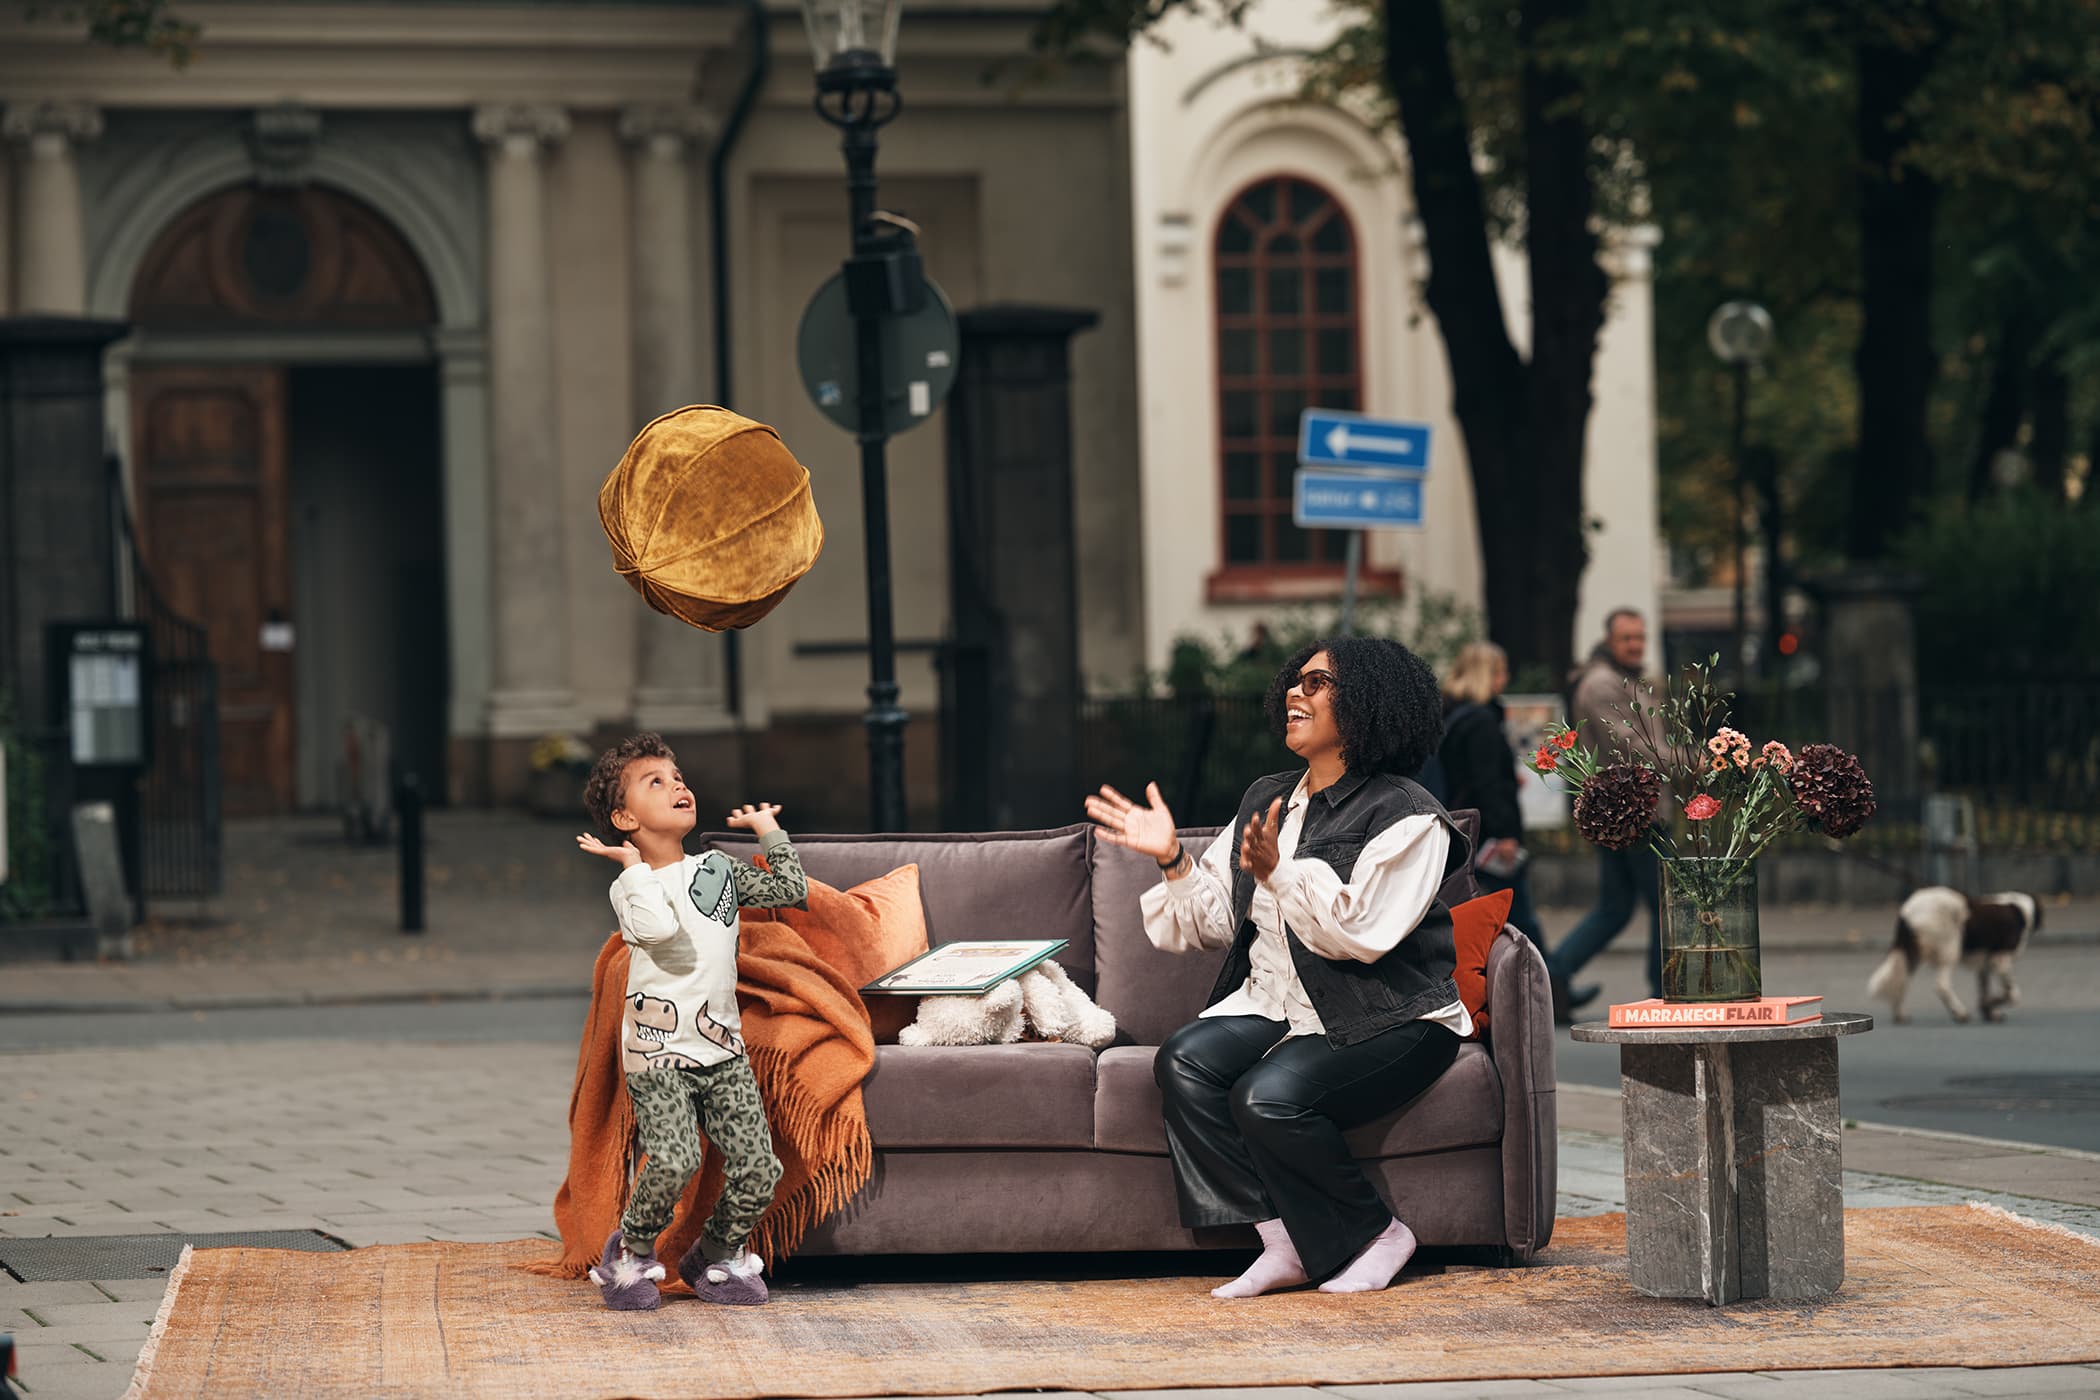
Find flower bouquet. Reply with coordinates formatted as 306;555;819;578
1526;657;1878;1001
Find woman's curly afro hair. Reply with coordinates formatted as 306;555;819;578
1263;636;1444;779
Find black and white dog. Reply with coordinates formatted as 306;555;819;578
1866;887;2040;1024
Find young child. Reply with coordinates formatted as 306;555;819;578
576;732;805;1310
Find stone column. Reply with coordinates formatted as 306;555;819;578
473;103;578;738
619;104;732;733
4;101;102;315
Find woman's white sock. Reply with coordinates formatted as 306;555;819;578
1317;1216;1418;1294
1210;1218;1308;1299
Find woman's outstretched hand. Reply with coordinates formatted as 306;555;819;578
1240;798;1284;883
1085;782;1179;863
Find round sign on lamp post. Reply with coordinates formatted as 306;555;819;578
797;271;959;437
1708;300;1773;678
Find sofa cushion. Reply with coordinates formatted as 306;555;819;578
1451;887;1514;1039
862;1043;1097;1149
1089;827;1231;1047
705;825;1097;992
1093;1041;1501;1157
768;866;929;1043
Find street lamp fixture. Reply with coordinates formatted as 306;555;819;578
803;0;918;831
1707;300;1774;680
803;0;903;82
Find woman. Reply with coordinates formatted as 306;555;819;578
1437;641;1547;954
1084;636;1472;1299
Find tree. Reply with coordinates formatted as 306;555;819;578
1383;0;1606;682
1849;3;1945;560
1037;0;1615;681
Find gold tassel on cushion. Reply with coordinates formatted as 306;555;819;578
598;405;825;633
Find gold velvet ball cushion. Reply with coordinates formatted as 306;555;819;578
598;405;825;631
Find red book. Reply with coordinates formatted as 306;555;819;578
1607;996;1823;1029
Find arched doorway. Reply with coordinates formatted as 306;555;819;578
127;184;446;816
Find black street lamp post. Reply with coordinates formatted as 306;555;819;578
805;0;913;831
1707;300;1774;679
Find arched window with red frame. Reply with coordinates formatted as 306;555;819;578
1211;174;1363;589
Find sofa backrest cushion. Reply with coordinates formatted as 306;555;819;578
1089;826;1231;1046
702;824;1098;992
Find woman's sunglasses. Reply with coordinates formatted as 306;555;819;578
1290;668;1337;698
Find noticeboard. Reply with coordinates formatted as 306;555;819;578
47;622;152;768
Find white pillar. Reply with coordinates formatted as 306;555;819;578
4;101;101;315
619;105;733;733
435;327;495;742
474;103;579;738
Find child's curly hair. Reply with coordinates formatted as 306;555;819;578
582;731;677;839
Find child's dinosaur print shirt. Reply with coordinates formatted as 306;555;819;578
609;830;807;1073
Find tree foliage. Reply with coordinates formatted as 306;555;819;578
1040;0;2100;680
25;0;197;64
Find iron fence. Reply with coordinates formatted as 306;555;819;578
1080;682;2100;828
116;460;222;899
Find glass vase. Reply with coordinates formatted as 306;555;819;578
1659;857;1762;1003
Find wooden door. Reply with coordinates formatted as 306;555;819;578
130;366;295;816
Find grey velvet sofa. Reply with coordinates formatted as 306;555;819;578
703;820;1558;1263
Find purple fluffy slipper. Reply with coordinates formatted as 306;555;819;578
588;1229;665;1311
679;1243;769;1306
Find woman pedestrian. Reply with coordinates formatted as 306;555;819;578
1437;641;1547;954
1084;636;1474;1299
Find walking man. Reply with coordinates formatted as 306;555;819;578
1547;608;1662;1021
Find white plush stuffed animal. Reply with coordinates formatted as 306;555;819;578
898;960;1116;1049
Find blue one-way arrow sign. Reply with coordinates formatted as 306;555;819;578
1294;470;1424;530
1298;409;1431;471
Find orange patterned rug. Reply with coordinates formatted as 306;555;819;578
125;1205;2100;1400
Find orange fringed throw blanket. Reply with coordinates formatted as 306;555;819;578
521;917;875;1288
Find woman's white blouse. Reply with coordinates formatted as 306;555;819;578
1138;774;1474;1040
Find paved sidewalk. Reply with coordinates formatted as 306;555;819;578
4;1045;2097;1400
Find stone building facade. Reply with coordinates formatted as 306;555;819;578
0;1;1141;824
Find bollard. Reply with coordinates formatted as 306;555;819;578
397;771;425;934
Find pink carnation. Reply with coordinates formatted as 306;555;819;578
1685;794;1723;821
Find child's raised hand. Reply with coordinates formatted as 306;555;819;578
577;832;643;867
726;802;783;837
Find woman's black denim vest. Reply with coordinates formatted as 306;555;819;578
1207;768;1471;1047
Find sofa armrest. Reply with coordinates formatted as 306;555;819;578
1486;924;1557;1259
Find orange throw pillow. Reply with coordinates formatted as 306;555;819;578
753;865;929;1043
1450;887;1514;1039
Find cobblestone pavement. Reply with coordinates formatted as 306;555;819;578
3;1039;2096;1400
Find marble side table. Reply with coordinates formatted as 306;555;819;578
1569;1012;1873;1305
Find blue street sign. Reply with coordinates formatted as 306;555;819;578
1294;470;1424;530
1297;409;1431;472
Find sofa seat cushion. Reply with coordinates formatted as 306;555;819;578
1093;1042;1502;1157
862;1043;1097;1149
